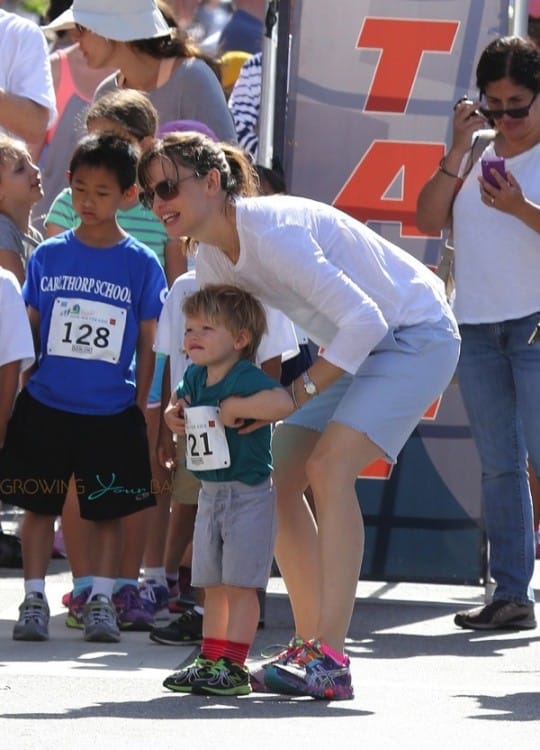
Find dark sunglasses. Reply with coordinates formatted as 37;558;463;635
139;174;198;210
478;92;537;121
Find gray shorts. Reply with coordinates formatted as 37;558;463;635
191;478;276;589
284;312;460;462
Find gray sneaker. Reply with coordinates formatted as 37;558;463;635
13;593;50;641
454;599;537;630
83;594;121;643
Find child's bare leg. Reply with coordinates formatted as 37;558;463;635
91;517;122;578
61;477;93;577
201;585;228;640
118;510;147;579
224;585;259;647
21;511;55;580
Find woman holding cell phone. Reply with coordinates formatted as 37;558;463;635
416;35;540;632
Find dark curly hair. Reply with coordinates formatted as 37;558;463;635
476;36;540;95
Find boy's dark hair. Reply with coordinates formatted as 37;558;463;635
182;284;267;363
86;89;158;143
68;133;139;192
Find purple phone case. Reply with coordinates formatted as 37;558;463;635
481;157;506;187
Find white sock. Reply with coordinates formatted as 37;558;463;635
90;577;115;600
24;579;46;600
194;605;204;615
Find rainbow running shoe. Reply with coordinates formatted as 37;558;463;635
248;635;305;692
265;639;354;700
65;587;91;629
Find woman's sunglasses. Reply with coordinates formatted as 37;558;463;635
139;175;198;211
478;93;537;121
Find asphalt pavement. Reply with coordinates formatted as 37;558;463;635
0;508;538;750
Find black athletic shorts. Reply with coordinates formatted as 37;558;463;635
0;389;155;521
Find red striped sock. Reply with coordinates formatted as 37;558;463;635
201;638;227;661
223;640;250;666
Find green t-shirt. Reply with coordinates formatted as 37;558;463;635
45;187;168;267
177;359;280;485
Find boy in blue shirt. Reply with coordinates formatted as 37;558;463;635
0;133;167;643
162;284;294;696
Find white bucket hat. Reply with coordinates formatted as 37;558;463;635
42;0;171;42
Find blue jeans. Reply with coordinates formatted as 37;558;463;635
457;314;538;605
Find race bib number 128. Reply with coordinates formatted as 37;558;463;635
47;297;126;364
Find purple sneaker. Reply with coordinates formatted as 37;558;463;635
265;639;354;700
113;584;154;631
139;579;169;621
65;587;91;629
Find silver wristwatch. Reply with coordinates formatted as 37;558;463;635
302;371;319;397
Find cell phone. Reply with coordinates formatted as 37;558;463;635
481;157;506;188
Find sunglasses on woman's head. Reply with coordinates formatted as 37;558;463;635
138;174;198;210
478;92;537;120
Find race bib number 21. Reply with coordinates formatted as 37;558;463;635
185;405;231;471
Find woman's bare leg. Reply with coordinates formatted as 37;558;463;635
306;422;383;651
272;423;321;640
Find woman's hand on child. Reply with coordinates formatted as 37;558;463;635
218;396;249;428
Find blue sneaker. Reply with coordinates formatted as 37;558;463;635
265;639;354;700
139;579;169;621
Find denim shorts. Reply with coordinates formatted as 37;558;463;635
285;312;460;462
192;478;276;589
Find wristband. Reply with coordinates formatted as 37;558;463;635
438;157;459;179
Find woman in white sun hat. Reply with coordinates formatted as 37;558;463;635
42;0;236;142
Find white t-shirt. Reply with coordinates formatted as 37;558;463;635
0;268;34;372
155;270;298;390
0;10;56;132
452;141;540;324
196;196;448;375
